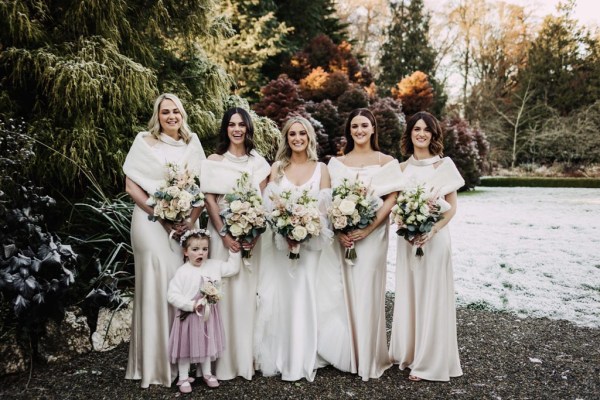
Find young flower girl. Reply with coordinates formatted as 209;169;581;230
167;229;241;393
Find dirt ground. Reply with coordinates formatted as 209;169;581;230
1;302;598;400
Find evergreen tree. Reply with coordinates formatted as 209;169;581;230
378;0;445;112
518;1;600;116
0;0;231;195
262;0;350;80
202;0;291;100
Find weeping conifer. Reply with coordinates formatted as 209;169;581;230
0;0;232;195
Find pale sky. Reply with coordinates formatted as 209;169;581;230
424;0;600;28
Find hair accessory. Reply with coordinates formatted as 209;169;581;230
179;228;211;246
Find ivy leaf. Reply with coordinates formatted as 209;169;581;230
3;244;17;259
8;254;31;273
33;292;45;304
13;294;30;316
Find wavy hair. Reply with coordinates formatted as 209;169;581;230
401;111;444;157
274;116;319;181
147;93;193;143
215;108;255;155
343;108;380;153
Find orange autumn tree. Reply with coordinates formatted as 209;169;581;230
391;70;434;116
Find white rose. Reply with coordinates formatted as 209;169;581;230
166;186;180;197
230;200;243;213
338;199;357;216
276;217;289;228
419;205;430;216
291;225;308;241
305;220;319;235
229;223;244;237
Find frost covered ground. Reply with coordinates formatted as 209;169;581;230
386;186;600;328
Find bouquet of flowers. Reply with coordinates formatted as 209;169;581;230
220;172;268;259
146;162;205;223
180;279;222;322
268;189;321;259
391;184;444;257
328;178;381;261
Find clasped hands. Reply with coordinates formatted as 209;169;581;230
159;218;194;241
337;227;372;248
222;234;258;253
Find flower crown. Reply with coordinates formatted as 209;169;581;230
179;228;211;246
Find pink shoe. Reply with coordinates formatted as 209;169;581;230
177;377;195;394
203;374;220;388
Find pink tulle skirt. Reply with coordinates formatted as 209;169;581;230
168;295;225;364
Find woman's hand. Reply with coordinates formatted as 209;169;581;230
337;232;354;248
285;237;300;251
159;219;177;237
222;234;241;252
413;226;438;248
242;236;259;251
347;227;371;243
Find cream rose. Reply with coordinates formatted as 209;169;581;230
338;199;357;216
291;225;308;241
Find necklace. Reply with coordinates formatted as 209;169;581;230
223;150;249;164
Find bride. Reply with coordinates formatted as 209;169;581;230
255;116;331;381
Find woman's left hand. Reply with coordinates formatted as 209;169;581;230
413;227;438;247
347;227;371;243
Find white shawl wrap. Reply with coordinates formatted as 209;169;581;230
399;157;465;196
327;157;403;198
122;131;206;194
200;150;270;194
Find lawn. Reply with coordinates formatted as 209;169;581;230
386;186;600;328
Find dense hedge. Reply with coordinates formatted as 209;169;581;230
480;177;600;188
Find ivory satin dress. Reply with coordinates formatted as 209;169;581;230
389;155;464;381
317;157;401;381
200;150;270;380
123;133;205;388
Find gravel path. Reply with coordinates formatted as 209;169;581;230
1;299;598;400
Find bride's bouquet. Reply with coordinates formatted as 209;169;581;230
391;184;444;257
328;178;381;262
146;162;205;224
220;172;268;259
268;189;321;259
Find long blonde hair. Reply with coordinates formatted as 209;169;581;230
147;93;193;143
274;116;319;181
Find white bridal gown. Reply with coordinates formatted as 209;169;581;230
124;133;205;388
255;163;330;382
317;157;401;381
200;150;270;380
389;155;464;381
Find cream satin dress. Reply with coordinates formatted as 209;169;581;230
389;155;464;381
125;134;195;388
201;151;270;380
317;157;401;381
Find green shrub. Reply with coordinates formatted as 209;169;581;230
480;177;600;188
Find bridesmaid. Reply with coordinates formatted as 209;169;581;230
317;108;401;381
200;107;270;380
389;111;464;382
254;116;331;382
122;93;206;387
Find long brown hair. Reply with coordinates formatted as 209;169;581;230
343;108;380;154
215;108;255;155
401;111;444;156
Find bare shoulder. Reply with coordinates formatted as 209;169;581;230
207;154;224;161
